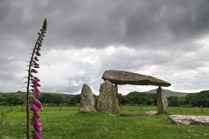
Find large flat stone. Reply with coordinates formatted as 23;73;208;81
102;70;171;87
169;115;209;125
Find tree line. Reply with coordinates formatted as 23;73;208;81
0;93;80;106
0;90;209;107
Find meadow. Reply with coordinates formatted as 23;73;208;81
0;106;209;139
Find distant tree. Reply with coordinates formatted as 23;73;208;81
183;91;209;107
0;97;6;105
124;92;155;106
39;94;52;106
167;96;180;106
51;95;64;105
66;94;80;106
5;96;24;105
117;93;126;105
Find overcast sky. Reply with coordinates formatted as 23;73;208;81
0;0;209;95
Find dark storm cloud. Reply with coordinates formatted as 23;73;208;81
1;0;209;49
46;0;209;49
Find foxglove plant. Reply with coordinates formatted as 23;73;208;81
26;19;47;139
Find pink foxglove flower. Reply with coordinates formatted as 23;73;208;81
34;99;43;109
34;56;39;61
34;77;40;82
33;132;41;139
33;88;40;97
36;51;41;56
32;104;39;112
33;118;42;134
31;69;38;73
34;65;40;68
33;89;38;96
30;73;34;77
33;111;40;119
35;82;41;87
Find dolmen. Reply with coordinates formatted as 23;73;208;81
97;70;171;115
79;70;171;116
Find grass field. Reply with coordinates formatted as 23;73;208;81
0;106;209;139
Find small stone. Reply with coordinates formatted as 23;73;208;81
146;111;157;115
79;84;96;112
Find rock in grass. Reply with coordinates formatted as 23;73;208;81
102;70;171;87
146;111;157;116
169;115;209;125
96;80;121;116
79;84;96;112
157;86;168;114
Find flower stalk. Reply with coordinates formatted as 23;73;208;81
26;19;47;139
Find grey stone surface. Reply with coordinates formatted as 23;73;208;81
102;70;171;87
96;80;121;116
169;115;209;125
156;86;168;114
79;84;96;112
146;111;157;116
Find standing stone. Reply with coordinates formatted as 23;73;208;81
156;86;168;114
79;84;96;112
113;84;121;110
96;80;121;116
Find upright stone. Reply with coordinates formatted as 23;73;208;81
96;80;121;116
79;84;96;112
113;84;121;110
156;86;168;114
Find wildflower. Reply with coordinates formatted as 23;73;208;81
26;19;47;139
31;69;38;73
32;78;40;83
34;82;41;87
32;104;39;112
33;132;41;139
33;111;40;119
34;56;39;61
33;118;42;134
30;73;34;77
34;65;40;68
34;99;43;109
36;51;41;56
33;89;38;96
34;77;40;82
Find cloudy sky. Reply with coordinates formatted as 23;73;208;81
1;0;209;95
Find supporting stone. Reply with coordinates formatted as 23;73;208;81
156;86;168;114
79;84;96;112
113;84;121;110
96;80;121;116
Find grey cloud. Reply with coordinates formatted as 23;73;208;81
1;0;209;50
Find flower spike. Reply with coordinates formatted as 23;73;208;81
26;19;47;139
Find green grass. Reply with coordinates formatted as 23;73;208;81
0;106;209;139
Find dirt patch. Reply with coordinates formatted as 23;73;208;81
120;113;149;117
